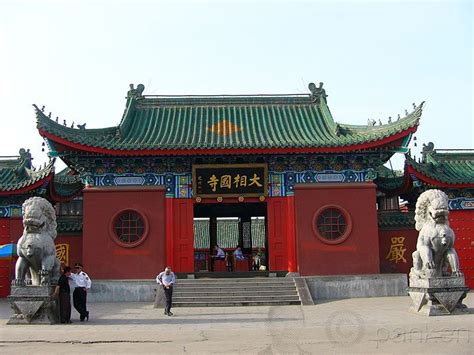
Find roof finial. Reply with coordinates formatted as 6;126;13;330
55;116;59;123
421;142;435;163
70;121;75;128
41;105;45;112
405;109;409;115
48;112;51;119
412;103;416;109
19;148;33;169
127;83;145;99
378;119;382;126
397;114;400;120
63;119;67;126
77;123;86;130
388;116;392;123
308;82;328;104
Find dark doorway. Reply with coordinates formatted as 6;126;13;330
193;203;267;272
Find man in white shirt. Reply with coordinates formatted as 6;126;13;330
70;262;92;321
156;266;176;316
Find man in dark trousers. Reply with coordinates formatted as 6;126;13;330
71;262;92;321
156;266;176;316
53;266;72;323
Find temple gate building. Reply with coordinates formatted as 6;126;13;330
1;82;472;295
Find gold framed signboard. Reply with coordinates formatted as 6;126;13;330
193;163;268;198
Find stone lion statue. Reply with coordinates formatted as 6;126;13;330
13;197;61;286
411;189;461;278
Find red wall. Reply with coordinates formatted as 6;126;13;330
82;187;166;279
0;218;22;297
379;228;417;274
294;183;380;276
56;234;83;268
378;210;473;289
450;210;474;288
1;217;23;243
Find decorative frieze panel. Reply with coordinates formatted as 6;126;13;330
448;197;474;210
88;167;375;199
93;173;165;187
0;205;22;218
68;152;387;177
74;151;381;198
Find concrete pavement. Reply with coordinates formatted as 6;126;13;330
0;293;473;354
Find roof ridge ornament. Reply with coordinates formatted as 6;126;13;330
421;142;435;163
127;83;145;99
19;148;32;169
308;82;328;104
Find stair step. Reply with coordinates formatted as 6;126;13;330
174;296;300;302
178;278;294;283
173;300;301;307
175;285;298;290
174;291;298;297
163;277;301;307
176;282;294;287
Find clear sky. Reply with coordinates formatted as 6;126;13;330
1;0;472;171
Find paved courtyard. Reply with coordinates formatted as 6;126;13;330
0;293;473;354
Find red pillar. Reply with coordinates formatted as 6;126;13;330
286;196;297;273
267;197;290;271
169;198;194;273
165;198;174;268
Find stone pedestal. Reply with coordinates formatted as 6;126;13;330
408;274;469;316
153;286;165;308
8;286;59;324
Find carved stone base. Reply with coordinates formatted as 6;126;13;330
153;286;165;308
408;274;469;316
8;286;59;324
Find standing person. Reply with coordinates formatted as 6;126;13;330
71;262;92;321
53;266;72;324
156;266;176;316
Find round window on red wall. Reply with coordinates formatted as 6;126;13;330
111;209;148;247
312;205;352;244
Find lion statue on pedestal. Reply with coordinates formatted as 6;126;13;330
411;189;462;278
13;197;61;286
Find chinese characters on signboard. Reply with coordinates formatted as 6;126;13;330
193;164;268;198
55;243;69;266
386;236;407;263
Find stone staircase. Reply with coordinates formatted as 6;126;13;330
172;277;301;307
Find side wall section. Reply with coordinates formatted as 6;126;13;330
450;210;474;288
294;183;380;276
379;228;417;274
83;187;166;279
0;218;22;297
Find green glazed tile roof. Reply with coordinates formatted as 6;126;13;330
374;165;408;192
0;151;54;193
375;175;407;192
378;211;415;229
36;83;423;154
57;216;82;233
406;145;474;185
52;168;84;197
